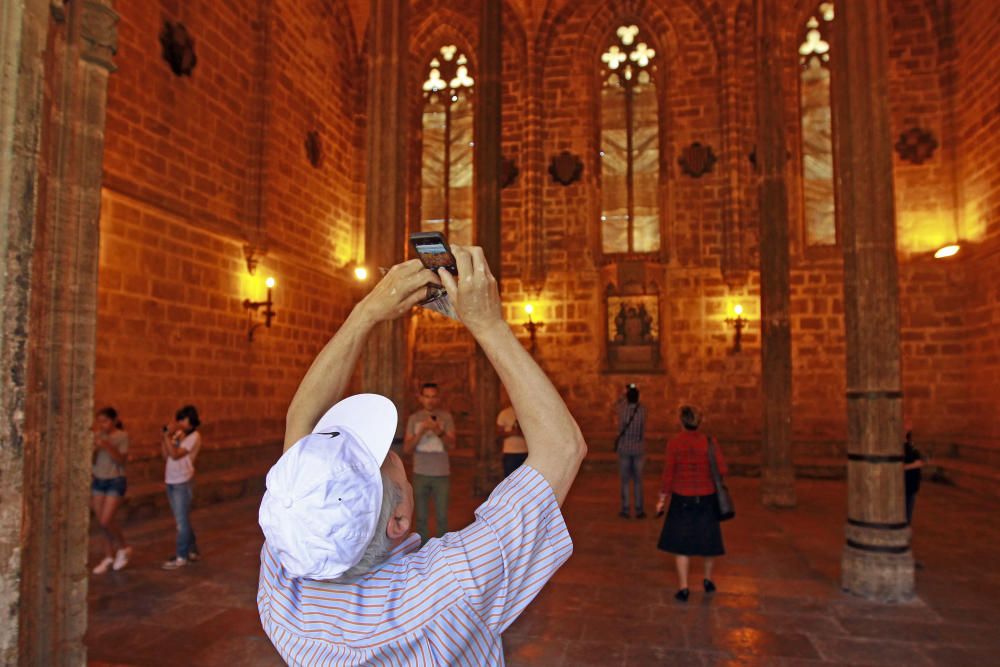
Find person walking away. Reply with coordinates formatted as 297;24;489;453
404;383;456;541
902;420;924;526
656;406;728;602
91;407;132;573
497;391;528;478
162;404;203;570
615;383;647;518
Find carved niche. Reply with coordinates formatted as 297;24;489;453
305;131;324;168
160;21;197;77
894;127;938;165
678;142;716;178
603;261;664;373
548;151;583;186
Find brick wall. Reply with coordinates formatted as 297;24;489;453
955;0;1000;445
97;0;363;473
96;0;997;467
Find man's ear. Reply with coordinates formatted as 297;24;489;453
387;512;410;540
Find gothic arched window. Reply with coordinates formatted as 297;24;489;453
799;2;836;247
421;45;475;246
599;25;660;255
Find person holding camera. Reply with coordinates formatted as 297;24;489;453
404;382;456;542
257;246;586;664
161;404;202;570
91;406;132;574
614;383;647;518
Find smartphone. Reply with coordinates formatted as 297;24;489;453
409;231;458;275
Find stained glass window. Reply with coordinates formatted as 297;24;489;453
600;25;660;255
421;45;475;246
799;2;837;247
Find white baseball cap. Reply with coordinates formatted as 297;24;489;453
258;394;398;580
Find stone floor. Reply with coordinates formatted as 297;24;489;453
87;462;1000;666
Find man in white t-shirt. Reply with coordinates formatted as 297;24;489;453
403;383;456;541
497;398;528;478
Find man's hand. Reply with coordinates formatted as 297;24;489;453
437;246;503;338
357;259;440;326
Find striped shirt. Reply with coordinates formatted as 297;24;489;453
257;465;572;666
615;401;646;455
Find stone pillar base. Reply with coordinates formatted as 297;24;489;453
760;467;796;508
841;522;914;602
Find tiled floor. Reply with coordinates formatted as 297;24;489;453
87;462;1000;666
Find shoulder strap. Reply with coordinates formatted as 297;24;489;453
615;404;640;444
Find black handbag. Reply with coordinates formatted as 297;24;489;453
707;436;735;521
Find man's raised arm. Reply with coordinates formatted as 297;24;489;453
284;260;439;450
438;247;586;505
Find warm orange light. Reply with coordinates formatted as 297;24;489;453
933;244;960;259
524;303;534;316
354;266;369;281
265;276;276;289
734;304;744;316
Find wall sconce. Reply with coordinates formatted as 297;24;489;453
725;304;747;354
523;303;544;355
244;276;276;341
352;265;369;282
934;244;960;259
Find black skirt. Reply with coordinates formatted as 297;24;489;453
657;493;725;556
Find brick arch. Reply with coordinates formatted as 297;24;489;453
314;0;361;60
411;18;478;75
536;0;721;64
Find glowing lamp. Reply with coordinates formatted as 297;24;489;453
522;303;543;355
725;303;748;354
243;276;277;341
933;244;960;259
353;266;369;281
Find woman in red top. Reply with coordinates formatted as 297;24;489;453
655;406;728;602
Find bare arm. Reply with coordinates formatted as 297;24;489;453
439;247;587;505
403;418;426;454
284;260;439;451
97;434;128;466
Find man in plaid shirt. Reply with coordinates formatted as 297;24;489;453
614;384;647;518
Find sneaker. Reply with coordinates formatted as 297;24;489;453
112;547;132;571
162;557;188;570
703;578;717;593
674;588;690;603
188;551;201;562
92;557;114;575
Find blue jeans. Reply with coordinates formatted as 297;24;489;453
618;453;645;513
413;474;450;542
166;482;199;559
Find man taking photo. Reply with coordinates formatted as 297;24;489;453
257;246;587;665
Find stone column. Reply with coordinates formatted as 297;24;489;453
362;0;408;419
754;0;796;508
13;0;118;664
473;0;503;495
0;3;50;662
832;0;914;602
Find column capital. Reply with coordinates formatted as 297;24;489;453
79;0;119;71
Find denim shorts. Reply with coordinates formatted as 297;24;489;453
92;476;127;497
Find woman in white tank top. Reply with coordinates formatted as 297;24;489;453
161;404;203;570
